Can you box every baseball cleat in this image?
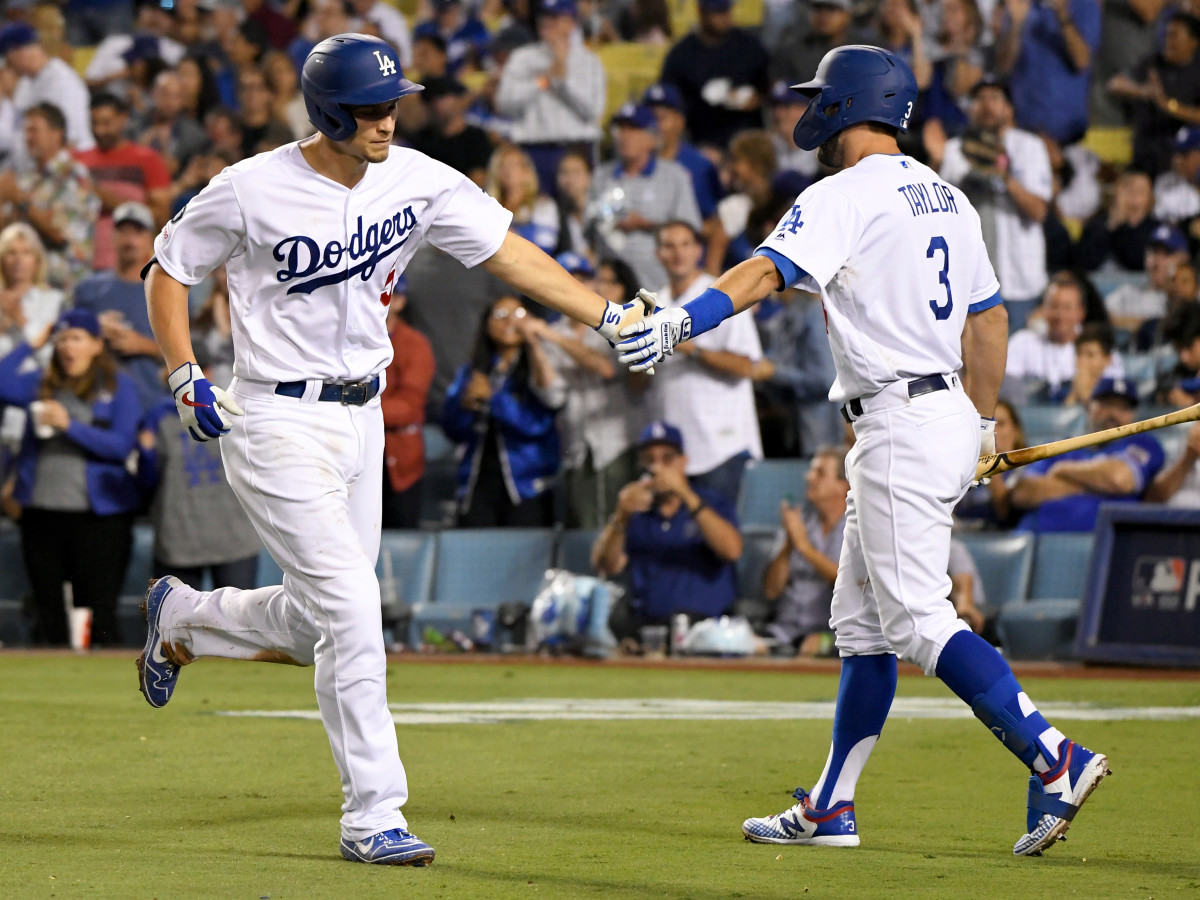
[1013,739,1111,857]
[340,829,435,866]
[136,577,185,709]
[742,787,859,847]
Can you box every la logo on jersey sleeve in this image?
[762,184,862,291]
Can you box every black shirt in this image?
[412,125,494,181]
[661,28,770,148]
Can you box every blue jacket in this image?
[0,342,143,516]
[441,362,561,505]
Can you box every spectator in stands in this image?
[1053,322,1116,405]
[995,0,1100,146]
[1105,223,1189,332]
[717,130,777,268]
[1076,169,1157,273]
[920,0,985,171]
[0,308,142,646]
[65,0,133,48]
[767,80,817,180]
[136,377,261,591]
[191,265,235,390]
[166,147,236,218]
[380,277,435,530]
[0,103,99,291]
[947,536,988,636]
[1004,270,1123,403]
[660,0,769,149]
[412,77,493,187]
[242,0,300,51]
[614,0,672,44]
[486,144,560,254]
[642,83,723,230]
[84,0,185,99]
[348,0,415,69]
[413,0,490,76]
[412,32,450,81]
[755,286,842,457]
[1011,377,1164,532]
[495,0,605,194]
[262,50,313,142]
[554,148,592,256]
[955,399,1026,528]
[72,202,168,413]
[1110,12,1200,178]
[536,252,640,527]
[647,221,765,502]
[76,92,171,272]
[592,420,742,641]
[288,0,355,76]
[1142,260,1200,349]
[1154,127,1200,228]
[761,445,848,656]
[1157,304,1200,405]
[769,0,858,88]
[1146,420,1200,505]
[872,0,933,90]
[940,79,1052,332]
[176,54,222,125]
[589,104,701,290]
[1089,0,1163,128]
[0,222,64,365]
[136,69,210,175]
[0,21,93,168]
[234,66,293,158]
[442,295,565,527]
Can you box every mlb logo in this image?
[1130,556,1185,609]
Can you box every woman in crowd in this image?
[442,295,564,527]
[921,0,985,170]
[485,144,560,255]
[176,54,222,125]
[0,223,64,365]
[554,149,594,258]
[954,400,1027,529]
[263,49,313,141]
[0,309,141,646]
[873,0,932,91]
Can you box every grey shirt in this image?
[30,390,93,512]
[768,509,846,643]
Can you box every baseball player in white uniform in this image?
[135,34,650,867]
[617,46,1110,857]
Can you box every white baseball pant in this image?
[155,377,409,841]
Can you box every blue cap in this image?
[393,274,408,294]
[1091,377,1138,405]
[1149,223,1188,254]
[53,308,101,338]
[1175,126,1200,153]
[122,33,161,64]
[540,0,578,15]
[638,420,684,452]
[642,82,684,112]
[611,102,657,131]
[555,251,594,276]
[698,0,733,10]
[769,79,800,105]
[0,22,37,55]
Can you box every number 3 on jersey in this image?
[926,235,952,320]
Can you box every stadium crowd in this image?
[2,0,1200,653]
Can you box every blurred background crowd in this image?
[2,0,1200,659]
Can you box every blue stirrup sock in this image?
[810,654,898,810]
[681,287,734,338]
[935,630,1065,772]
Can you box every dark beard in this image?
[817,133,844,170]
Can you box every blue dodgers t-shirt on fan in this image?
[624,485,739,621]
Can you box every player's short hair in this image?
[90,91,129,115]
[729,130,777,180]
[656,220,703,246]
[813,445,848,482]
[25,102,66,135]
[1075,322,1115,356]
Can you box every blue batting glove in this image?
[168,362,244,442]
[616,306,692,373]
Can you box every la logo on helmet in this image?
[373,50,396,76]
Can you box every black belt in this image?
[274,375,380,405]
[841,374,950,423]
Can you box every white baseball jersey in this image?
[153,142,513,383]
[755,153,1001,402]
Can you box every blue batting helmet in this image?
[301,33,423,142]
[790,45,918,152]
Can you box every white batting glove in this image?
[168,362,244,442]
[616,300,692,373]
[979,415,996,458]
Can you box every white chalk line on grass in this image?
[218,697,1200,725]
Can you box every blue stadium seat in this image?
[420,457,459,528]
[555,528,601,575]
[997,598,1081,660]
[0,522,30,646]
[955,532,1034,610]
[116,522,156,647]
[1091,271,1144,298]
[414,528,557,644]
[1029,532,1094,601]
[423,424,456,462]
[376,530,437,624]
[1123,352,1158,398]
[1017,404,1086,447]
[737,459,810,528]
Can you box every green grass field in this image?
[1,655,1198,900]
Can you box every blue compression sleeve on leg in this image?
[681,287,734,338]
[935,630,1054,769]
[813,653,898,810]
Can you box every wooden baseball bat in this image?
[975,402,1200,481]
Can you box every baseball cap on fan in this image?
[698,0,733,11]
[1148,223,1188,254]
[638,421,685,453]
[642,82,684,112]
[1091,377,1139,407]
[113,201,155,230]
[1175,126,1200,153]
[540,0,578,16]
[611,102,657,131]
[555,251,594,276]
[0,22,37,56]
[53,308,102,338]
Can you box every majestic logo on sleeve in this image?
[273,207,418,295]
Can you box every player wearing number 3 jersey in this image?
[618,46,1109,857]
[136,34,650,867]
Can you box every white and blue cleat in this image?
[340,829,436,866]
[1014,739,1111,856]
[742,787,860,847]
[136,577,185,709]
